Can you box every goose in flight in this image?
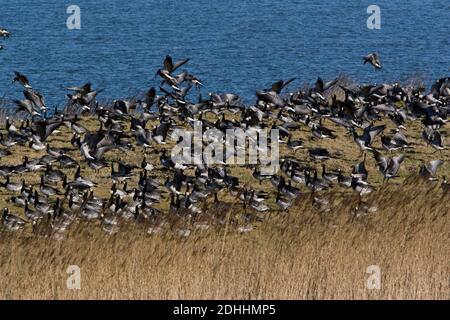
[315,77,338,94]
[419,159,443,181]
[12,72,32,89]
[163,55,190,74]
[24,89,47,112]
[381,129,411,151]
[352,124,386,152]
[363,53,382,70]
[269,78,296,94]
[422,127,445,151]
[13,99,41,117]
[65,82,92,95]
[352,154,369,181]
[373,151,405,181]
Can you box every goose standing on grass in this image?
[351,177,374,196]
[309,148,330,161]
[45,164,65,183]
[276,192,292,211]
[9,194,27,207]
[338,170,352,188]
[47,144,65,158]
[321,164,339,182]
[252,167,274,184]
[306,117,336,139]
[286,135,303,152]
[34,195,54,215]
[111,161,135,182]
[73,166,97,188]
[58,154,78,167]
[2,208,27,231]
[23,156,45,171]
[141,157,154,172]
[24,200,45,223]
[0,148,12,158]
[40,176,62,197]
[1,177,23,192]
[29,135,47,151]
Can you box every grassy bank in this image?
[0,177,448,299]
[0,114,448,299]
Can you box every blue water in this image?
[1,0,449,107]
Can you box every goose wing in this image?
[427,160,443,176]
[364,124,386,145]
[373,150,388,172]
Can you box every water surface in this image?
[1,0,449,106]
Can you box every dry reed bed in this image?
[0,177,448,300]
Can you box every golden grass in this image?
[0,114,449,299]
[0,178,448,299]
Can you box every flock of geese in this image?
[1,30,449,236]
